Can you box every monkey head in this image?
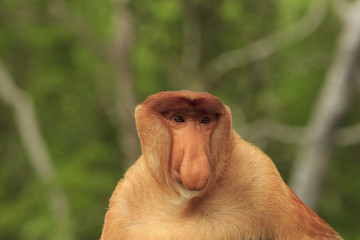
[135,91,232,197]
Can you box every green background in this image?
[0,0,359,239]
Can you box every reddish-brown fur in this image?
[100,90,342,240]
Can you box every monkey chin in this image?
[170,185,203,206]
[169,177,212,206]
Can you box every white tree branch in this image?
[335,122,360,146]
[202,0,327,84]
[245,119,304,144]
[0,59,74,239]
[288,0,360,209]
[110,0,140,168]
[242,119,360,146]
[49,0,140,168]
[48,0,107,58]
[331,0,350,20]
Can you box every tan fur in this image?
[100,91,342,240]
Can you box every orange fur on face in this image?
[100,91,342,240]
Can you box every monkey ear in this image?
[211,105,232,179]
[135,104,171,184]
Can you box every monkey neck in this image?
[220,133,341,239]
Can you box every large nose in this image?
[179,124,211,191]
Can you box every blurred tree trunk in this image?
[109,0,140,168]
[289,0,360,210]
[175,1,202,91]
[49,0,140,168]
[0,59,74,240]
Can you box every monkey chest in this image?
[120,208,246,240]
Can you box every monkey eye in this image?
[200,117,211,124]
[174,116,185,123]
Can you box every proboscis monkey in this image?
[100,91,342,240]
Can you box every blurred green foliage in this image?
[0,0,359,239]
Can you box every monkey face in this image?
[135,91,232,195]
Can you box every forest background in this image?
[0,0,360,239]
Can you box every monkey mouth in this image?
[171,169,181,182]
[171,169,209,192]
